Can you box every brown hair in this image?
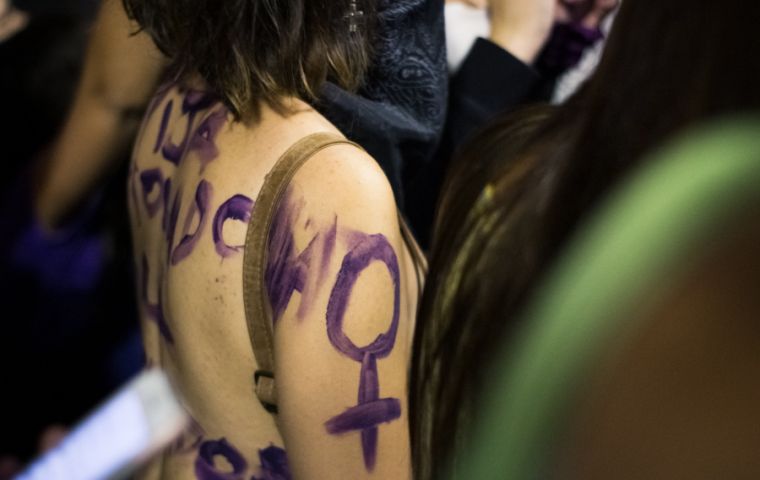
[411,0,760,477]
[433,105,556,260]
[122,0,375,120]
[410,106,562,480]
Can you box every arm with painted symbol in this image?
[267,146,415,479]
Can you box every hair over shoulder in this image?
[122,0,375,120]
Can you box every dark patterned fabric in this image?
[317,0,447,213]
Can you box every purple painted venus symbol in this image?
[324,234,402,471]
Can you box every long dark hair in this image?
[122,0,376,120]
[410,0,760,478]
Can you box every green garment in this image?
[456,117,760,479]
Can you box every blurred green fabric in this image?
[456,116,760,479]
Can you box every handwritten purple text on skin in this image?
[251,445,293,480]
[188,107,228,173]
[194,438,248,480]
[164,185,183,265]
[292,217,339,320]
[139,168,165,218]
[171,180,213,265]
[145,81,173,118]
[169,416,205,455]
[265,190,336,323]
[154,99,173,153]
[133,87,231,350]
[192,438,291,480]
[212,194,254,258]
[160,90,217,165]
[324,233,402,471]
[265,192,315,323]
[320,219,338,284]
[161,178,172,233]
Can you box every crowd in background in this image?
[1,0,759,478]
[1,1,140,475]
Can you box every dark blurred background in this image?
[0,0,142,472]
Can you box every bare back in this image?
[128,83,419,479]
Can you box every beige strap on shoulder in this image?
[242,132,360,412]
[242,132,428,414]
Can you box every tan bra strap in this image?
[242,132,361,412]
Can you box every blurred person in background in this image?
[451,118,760,479]
[445,0,616,92]
[407,0,618,246]
[411,0,760,477]
[0,1,144,474]
[34,0,446,236]
[0,0,28,42]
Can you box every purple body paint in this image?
[139,168,165,218]
[140,255,174,343]
[318,218,338,285]
[161,90,217,165]
[154,99,174,153]
[264,191,326,323]
[169,417,205,455]
[164,186,183,264]
[212,194,254,258]
[251,445,292,480]
[265,189,347,323]
[538,22,605,76]
[325,398,402,434]
[171,180,213,265]
[326,234,400,362]
[324,233,402,471]
[194,438,248,480]
[161,120,191,164]
[189,107,228,172]
[341,229,374,251]
[131,88,232,349]
[144,81,173,119]
[161,178,172,233]
[184,90,215,110]
[292,217,338,320]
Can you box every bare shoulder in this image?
[267,140,413,479]
[290,142,398,232]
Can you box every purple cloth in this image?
[1,175,104,287]
[537,22,605,77]
[10,213,106,292]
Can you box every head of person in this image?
[121,0,376,120]
[410,104,564,480]
[553,203,760,480]
[411,0,760,477]
[430,104,556,274]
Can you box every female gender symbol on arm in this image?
[324,233,402,471]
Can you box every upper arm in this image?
[268,145,413,479]
[36,0,168,228]
[80,0,167,111]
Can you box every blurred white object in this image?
[445,1,618,103]
[16,370,188,480]
[445,2,490,73]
